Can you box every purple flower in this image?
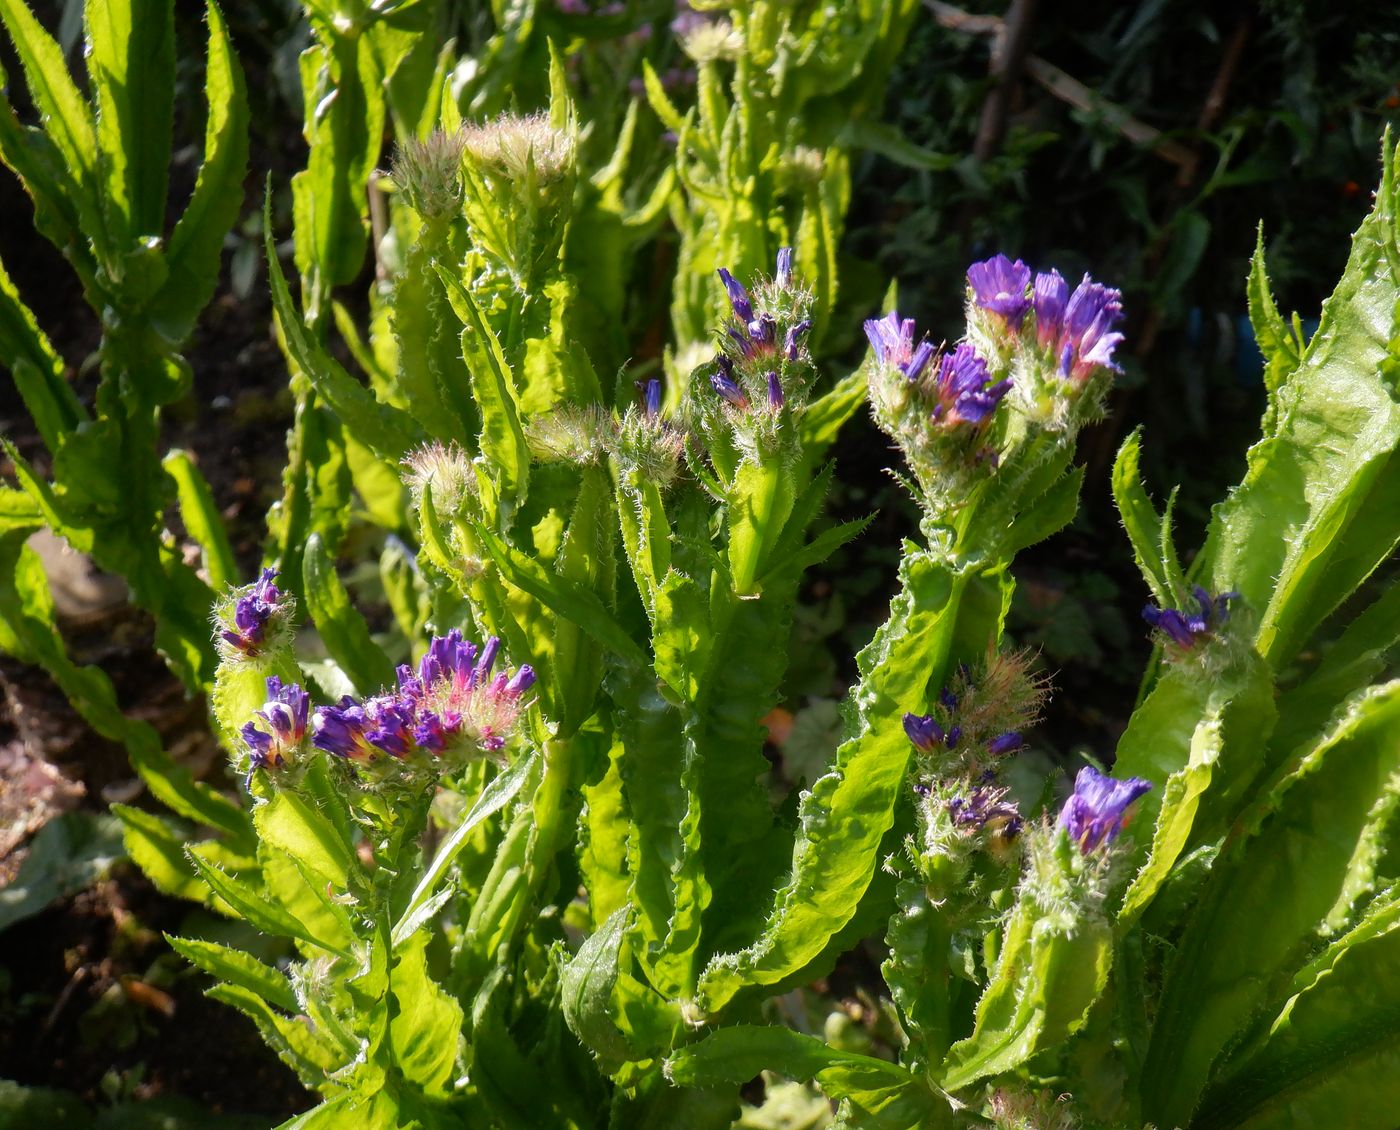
[1142,587,1237,650]
[987,731,1023,756]
[904,712,946,751]
[1057,275,1125,379]
[1033,269,1068,348]
[710,357,749,409]
[784,320,811,361]
[864,312,916,369]
[775,247,793,289]
[948,785,1022,835]
[749,314,778,352]
[967,255,1032,327]
[934,343,1010,426]
[717,268,754,324]
[766,371,784,410]
[362,695,416,759]
[1057,765,1151,853]
[221,568,287,656]
[312,697,376,762]
[241,677,310,772]
[637,378,662,420]
[406,632,533,757]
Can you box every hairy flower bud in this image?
[392,130,468,221]
[216,568,295,661]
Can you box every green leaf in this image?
[151,0,249,341]
[266,199,419,461]
[163,449,236,591]
[1000,464,1085,559]
[727,457,796,596]
[561,907,637,1067]
[86,0,174,243]
[253,786,356,889]
[1247,224,1303,403]
[112,803,214,904]
[301,531,396,695]
[207,982,344,1088]
[434,264,530,512]
[0,0,97,215]
[187,844,354,959]
[1111,430,1173,604]
[390,932,464,1095]
[941,893,1114,1090]
[1199,140,1400,668]
[667,1026,944,1127]
[1141,681,1400,1128]
[798,369,866,475]
[471,522,646,668]
[393,752,537,945]
[166,935,299,1014]
[698,552,955,1013]
[1196,893,1400,1129]
[0,252,80,452]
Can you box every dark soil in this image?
[0,865,312,1119]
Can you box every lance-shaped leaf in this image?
[302,532,396,695]
[265,207,419,461]
[1194,892,1400,1130]
[86,0,174,245]
[1141,681,1400,1128]
[698,551,955,1013]
[1111,430,1176,605]
[1198,137,1400,669]
[1247,225,1304,409]
[0,252,81,452]
[435,264,530,513]
[151,0,249,341]
[166,935,299,1014]
[667,1026,949,1128]
[393,752,537,946]
[390,932,464,1096]
[163,450,236,592]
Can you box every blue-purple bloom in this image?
[766,371,784,410]
[241,676,310,773]
[313,631,535,764]
[865,312,938,381]
[949,785,1022,836]
[784,319,812,361]
[710,357,749,409]
[1033,269,1068,348]
[717,267,754,324]
[934,343,1011,426]
[967,254,1032,327]
[987,731,1023,756]
[1057,765,1151,853]
[221,568,287,656]
[638,378,662,420]
[1054,275,1125,379]
[775,246,793,289]
[1142,586,1238,649]
[905,712,960,752]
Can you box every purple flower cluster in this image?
[1057,765,1151,854]
[967,255,1032,328]
[705,249,811,419]
[310,631,535,764]
[903,668,1028,839]
[221,568,288,656]
[967,253,1125,380]
[949,785,1023,837]
[241,676,310,777]
[716,255,810,367]
[864,312,936,381]
[864,316,1010,429]
[935,343,1012,426]
[1142,586,1238,650]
